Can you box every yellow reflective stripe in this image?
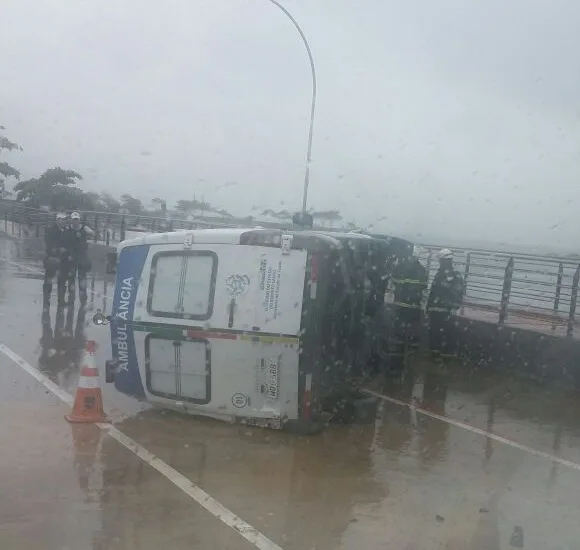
[394,302,422,309]
[392,278,425,285]
[239,334,299,345]
[428,307,451,312]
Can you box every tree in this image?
[175,199,212,216]
[214,208,232,218]
[175,199,195,214]
[120,193,143,215]
[0,127,22,199]
[80,191,101,211]
[14,167,83,210]
[261,209,292,221]
[312,209,343,228]
[99,192,121,213]
[151,197,167,213]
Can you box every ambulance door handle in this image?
[228,298,235,328]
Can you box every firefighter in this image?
[392,246,427,344]
[68,211,95,305]
[427,248,464,357]
[43,212,72,308]
[387,247,428,373]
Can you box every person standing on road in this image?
[387,247,428,373]
[392,247,427,344]
[43,212,72,308]
[427,248,464,358]
[68,211,94,306]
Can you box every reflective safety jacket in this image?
[391,257,428,309]
[427,268,464,312]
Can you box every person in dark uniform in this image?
[68,211,94,306]
[387,247,427,373]
[427,248,464,357]
[392,247,427,344]
[43,212,72,308]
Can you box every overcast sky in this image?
[1,0,579,249]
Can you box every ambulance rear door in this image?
[142,241,308,337]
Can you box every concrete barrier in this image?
[458,316,580,388]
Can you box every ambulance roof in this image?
[117,226,354,253]
[118,228,251,250]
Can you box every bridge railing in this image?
[1,199,579,336]
[417,247,580,337]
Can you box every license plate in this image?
[266,359,279,399]
[258,357,280,400]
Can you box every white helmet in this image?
[70,211,81,220]
[439,248,453,260]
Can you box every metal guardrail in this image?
[0,201,257,244]
[417,247,580,337]
[1,199,579,336]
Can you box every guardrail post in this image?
[93,213,99,242]
[4,212,7,232]
[120,215,126,242]
[460,252,471,315]
[499,257,514,325]
[106,214,111,244]
[566,264,580,337]
[552,261,564,331]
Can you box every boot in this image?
[57,285,67,308]
[42,282,51,308]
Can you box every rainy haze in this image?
[0,1,580,549]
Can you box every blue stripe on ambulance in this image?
[111,245,150,398]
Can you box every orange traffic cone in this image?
[66,340,109,423]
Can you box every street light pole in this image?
[266,0,317,216]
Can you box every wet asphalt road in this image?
[1,238,580,549]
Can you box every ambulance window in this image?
[148,251,217,319]
[145,336,210,404]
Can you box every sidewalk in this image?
[460,303,578,339]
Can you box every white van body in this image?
[110,228,308,428]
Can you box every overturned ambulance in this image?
[102,227,412,432]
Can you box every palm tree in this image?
[0,128,22,199]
